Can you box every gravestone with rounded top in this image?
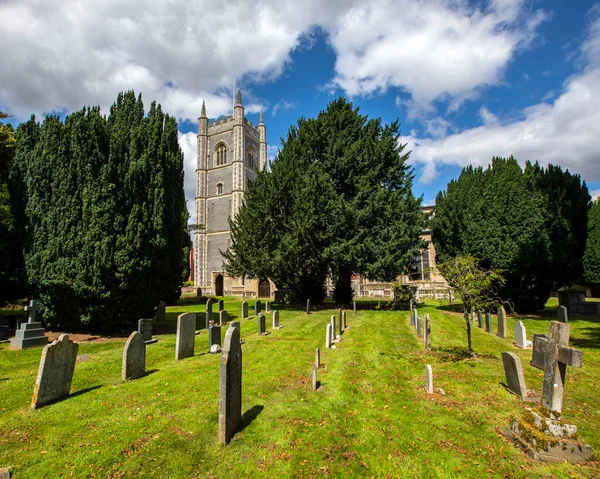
[220,310,228,326]
[265,301,270,313]
[122,331,145,380]
[477,310,483,328]
[242,301,248,319]
[218,300,224,312]
[486,313,492,333]
[176,313,196,360]
[497,305,507,339]
[254,300,261,316]
[219,323,242,443]
[514,321,527,349]
[557,306,568,324]
[306,299,310,315]
[257,314,269,335]
[272,310,283,329]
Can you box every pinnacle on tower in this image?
[236,89,242,106]
[200,100,207,118]
[259,109,264,124]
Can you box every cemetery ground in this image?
[1,298,599,478]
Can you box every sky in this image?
[1,0,600,220]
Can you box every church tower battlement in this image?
[194,90,268,296]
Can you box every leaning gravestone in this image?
[501,352,537,402]
[138,318,157,345]
[175,313,196,360]
[218,300,224,312]
[254,300,261,316]
[557,306,568,324]
[209,324,221,352]
[242,301,248,319]
[10,300,48,350]
[530,334,547,370]
[218,323,242,443]
[122,331,145,380]
[497,305,507,339]
[220,310,228,326]
[157,301,166,322]
[514,321,527,349]
[272,310,283,329]
[31,334,78,409]
[485,313,492,334]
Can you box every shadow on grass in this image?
[238,405,264,434]
[431,346,497,362]
[70,385,102,400]
[144,369,159,378]
[570,327,600,350]
[435,304,465,313]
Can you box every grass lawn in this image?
[1,297,599,478]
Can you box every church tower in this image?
[194,90,268,296]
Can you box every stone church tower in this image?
[194,90,271,297]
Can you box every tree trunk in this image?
[333,268,353,304]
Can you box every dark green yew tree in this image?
[583,199,600,295]
[12,92,188,330]
[225,98,424,303]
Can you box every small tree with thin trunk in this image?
[437,254,504,357]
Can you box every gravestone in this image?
[218,323,242,443]
[265,301,270,313]
[477,310,483,329]
[343,311,347,329]
[242,301,248,319]
[272,310,283,329]
[205,311,214,330]
[218,300,224,312]
[501,352,537,402]
[353,301,357,315]
[138,318,157,345]
[122,331,145,380]
[409,299,413,312]
[254,300,261,316]
[337,309,343,338]
[312,365,318,390]
[157,301,166,322]
[257,314,269,336]
[220,310,228,326]
[410,307,416,326]
[175,313,196,360]
[416,314,422,337]
[31,334,78,409]
[423,314,431,350]
[206,298,214,314]
[326,324,332,349]
[497,305,507,339]
[306,299,310,315]
[10,300,48,350]
[209,324,221,352]
[486,313,492,333]
[315,347,320,368]
[196,287,202,298]
[514,321,527,349]
[530,334,547,370]
[330,316,337,342]
[425,365,433,394]
[557,306,568,324]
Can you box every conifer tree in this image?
[583,199,600,295]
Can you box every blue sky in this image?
[1,0,599,217]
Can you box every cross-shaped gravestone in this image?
[536,321,583,414]
[25,300,38,323]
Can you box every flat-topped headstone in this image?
[31,334,78,409]
[306,299,310,315]
[497,305,507,339]
[254,300,260,316]
[138,318,157,344]
[423,314,431,349]
[416,314,422,337]
[353,301,357,315]
[272,310,283,329]
[122,331,145,380]
[10,300,48,350]
[157,301,166,322]
[425,364,433,394]
[486,313,492,333]
[265,301,270,313]
[337,309,342,338]
[557,306,568,324]
[330,316,336,342]
[502,352,537,402]
[218,300,224,312]
[257,314,269,335]
[343,311,347,329]
[242,301,248,319]
[220,310,228,326]
[219,323,242,443]
[530,334,547,370]
[514,321,527,349]
[209,324,221,352]
[315,347,320,368]
[477,310,483,329]
[176,313,196,360]
[326,324,332,349]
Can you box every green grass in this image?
[1,297,599,478]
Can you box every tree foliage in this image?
[225,98,425,303]
[432,157,589,312]
[583,199,600,294]
[11,92,189,330]
[437,254,504,356]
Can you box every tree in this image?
[432,157,589,312]
[12,92,188,330]
[583,199,600,295]
[225,98,425,303]
[437,255,504,357]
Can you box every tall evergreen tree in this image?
[583,199,600,295]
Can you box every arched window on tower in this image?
[216,183,224,195]
[247,145,256,169]
[215,143,227,166]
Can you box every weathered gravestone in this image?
[530,334,547,370]
[242,301,248,319]
[306,299,310,315]
[501,352,537,402]
[122,331,145,380]
[326,324,332,349]
[315,347,320,368]
[485,313,492,334]
[557,306,568,324]
[218,300,224,312]
[337,309,343,338]
[330,316,337,342]
[206,299,214,328]
[514,321,527,349]
[257,314,269,336]
[265,301,270,313]
[497,305,507,339]
[410,307,416,326]
[218,323,242,443]
[425,365,433,394]
[343,311,347,329]
[416,314,422,337]
[505,322,592,463]
[138,318,157,345]
[209,324,221,353]
[220,310,228,326]
[175,313,196,360]
[272,310,283,329]
[196,287,202,299]
[10,300,48,350]
[423,314,431,350]
[477,310,483,329]
[157,301,166,322]
[254,300,261,316]
[31,334,78,409]
[353,301,357,315]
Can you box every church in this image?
[193,91,447,300]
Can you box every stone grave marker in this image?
[138,318,158,345]
[209,324,221,353]
[196,287,202,298]
[425,365,433,394]
[157,301,166,322]
[10,299,48,350]
[254,300,261,316]
[122,331,145,380]
[330,316,337,342]
[514,321,527,349]
[220,310,228,326]
[497,305,507,339]
[530,334,547,370]
[265,301,270,313]
[557,306,568,323]
[353,301,357,315]
[312,365,318,390]
[257,314,269,336]
[501,352,537,402]
[485,313,492,333]
[218,300,224,312]
[306,299,310,315]
[272,310,283,329]
[315,347,320,368]
[410,307,415,326]
[218,323,242,443]
[343,311,347,329]
[337,309,342,338]
[326,324,332,349]
[207,298,213,314]
[477,310,483,329]
[423,314,431,350]
[31,334,78,409]
[242,301,248,319]
[416,314,422,337]
[175,313,196,360]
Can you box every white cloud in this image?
[178,131,198,223]
[479,106,499,125]
[271,100,298,116]
[591,189,600,200]
[403,6,600,186]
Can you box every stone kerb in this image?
[31,334,79,409]
[122,331,146,380]
[176,313,196,360]
[219,323,242,444]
